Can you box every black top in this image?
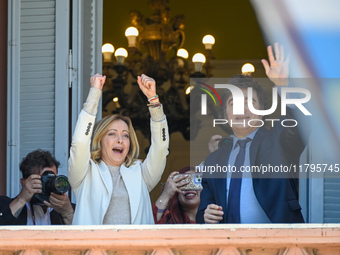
[0,196,74,225]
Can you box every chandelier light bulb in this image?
[241,63,255,76]
[185,86,194,95]
[115,47,128,64]
[192,53,206,63]
[192,53,206,72]
[102,43,114,53]
[202,35,215,50]
[125,27,139,37]
[115,48,128,57]
[102,43,114,62]
[125,27,139,47]
[177,48,189,59]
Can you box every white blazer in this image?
[68,110,169,225]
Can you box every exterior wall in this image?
[0,225,339,255]
[0,0,7,196]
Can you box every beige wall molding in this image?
[150,249,175,255]
[17,250,43,255]
[279,247,312,255]
[215,247,242,255]
[83,250,107,255]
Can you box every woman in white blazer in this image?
[68,74,169,225]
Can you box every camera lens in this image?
[54,176,70,193]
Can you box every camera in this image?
[31,171,70,205]
[173,173,203,191]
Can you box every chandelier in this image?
[101,0,216,140]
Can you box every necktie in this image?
[226,138,251,223]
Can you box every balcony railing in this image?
[0,224,339,255]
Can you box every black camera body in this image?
[31,170,70,205]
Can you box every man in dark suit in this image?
[196,43,305,224]
[0,150,74,225]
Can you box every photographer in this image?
[0,149,74,225]
[153,167,201,224]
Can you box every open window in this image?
[6,0,102,197]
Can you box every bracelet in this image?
[148,94,159,102]
[147,103,161,108]
[157,207,167,213]
[62,211,74,219]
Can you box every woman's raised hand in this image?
[90,73,106,90]
[137,74,157,99]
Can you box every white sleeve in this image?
[68,88,101,189]
[141,117,169,192]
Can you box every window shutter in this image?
[70,0,103,133]
[7,0,70,196]
[324,177,340,223]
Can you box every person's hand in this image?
[137,74,157,100]
[261,42,289,86]
[162,171,189,199]
[156,171,189,212]
[208,135,222,153]
[44,192,73,216]
[44,193,74,224]
[90,73,106,90]
[17,175,42,203]
[9,175,42,218]
[204,204,224,224]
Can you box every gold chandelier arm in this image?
[174,29,185,50]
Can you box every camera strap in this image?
[28,201,52,225]
[29,201,37,225]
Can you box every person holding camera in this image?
[153,167,201,224]
[0,149,74,225]
[68,73,169,225]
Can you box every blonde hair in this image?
[91,114,139,167]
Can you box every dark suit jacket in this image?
[0,196,73,225]
[196,121,305,223]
